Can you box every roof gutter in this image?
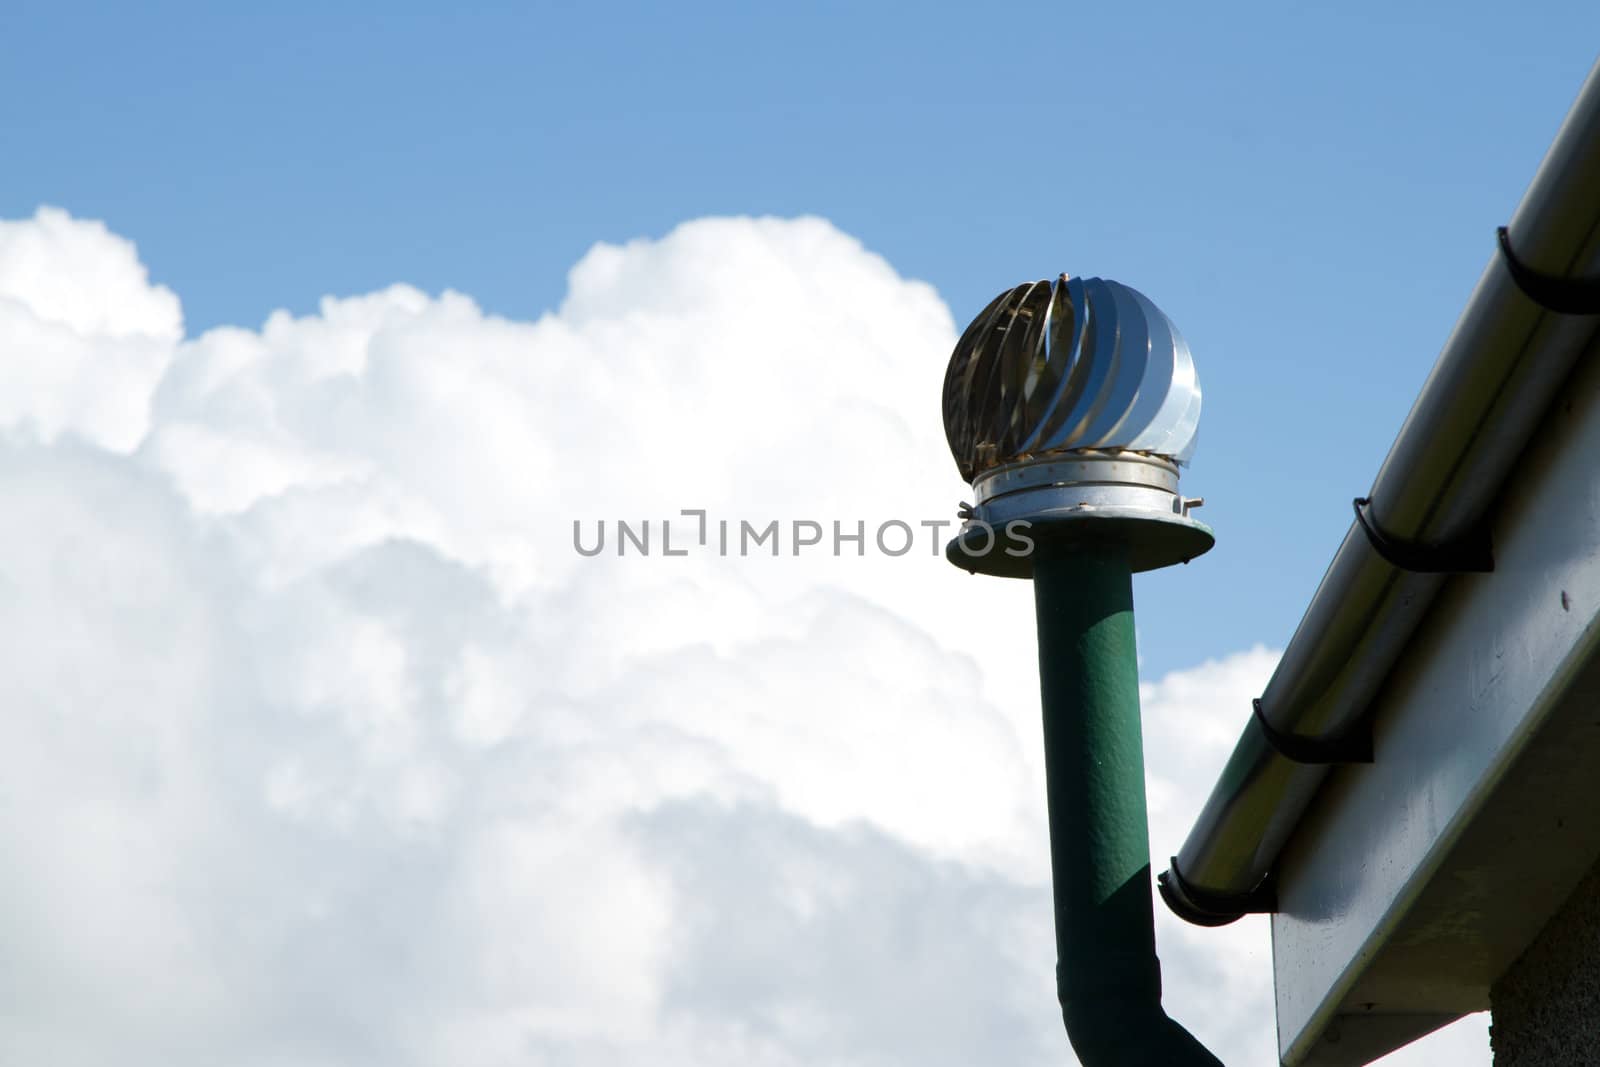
[1160,57,1600,925]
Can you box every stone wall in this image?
[1491,860,1600,1065]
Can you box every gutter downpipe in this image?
[1161,57,1600,925]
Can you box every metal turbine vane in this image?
[942,274,1200,481]
[940,274,1212,576]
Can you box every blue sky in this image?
[6,1,1596,674]
[1,6,1595,1064]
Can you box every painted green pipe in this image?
[1032,540,1224,1066]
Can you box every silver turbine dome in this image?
[942,274,1200,482]
[941,274,1213,576]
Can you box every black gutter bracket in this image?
[1251,697,1374,765]
[1497,225,1600,315]
[1353,496,1494,574]
[1157,858,1277,927]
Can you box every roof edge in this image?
[1167,56,1600,915]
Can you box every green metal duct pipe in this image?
[1033,542,1223,1066]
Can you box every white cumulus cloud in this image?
[0,207,1485,1065]
[0,208,181,451]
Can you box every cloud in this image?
[0,207,1485,1064]
[0,207,181,451]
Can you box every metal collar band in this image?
[949,449,1213,578]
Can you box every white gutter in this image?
[1161,57,1600,924]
